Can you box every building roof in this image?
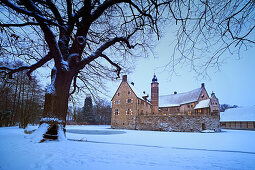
[220,106,255,122]
[194,99,210,109]
[128,82,152,105]
[129,82,147,99]
[159,88,202,107]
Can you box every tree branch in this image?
[0,53,52,79]
[0,22,43,27]
[1,0,59,26]
[100,53,121,79]
[77,36,133,70]
[22,0,64,71]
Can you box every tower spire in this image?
[152,73,158,83]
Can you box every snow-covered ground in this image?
[0,125,255,170]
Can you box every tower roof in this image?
[152,74,158,83]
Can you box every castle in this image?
[111,75,221,132]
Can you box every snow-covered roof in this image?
[159,88,202,107]
[220,106,255,122]
[194,99,210,109]
[128,82,151,104]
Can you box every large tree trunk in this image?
[32,70,73,142]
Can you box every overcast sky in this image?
[106,31,255,107]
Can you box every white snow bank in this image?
[27,123,49,142]
[201,129,215,133]
[40,117,64,123]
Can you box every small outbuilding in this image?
[220,106,255,130]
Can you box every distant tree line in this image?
[220,104,239,112]
[67,96,111,125]
[0,61,44,128]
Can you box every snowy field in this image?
[0,125,255,170]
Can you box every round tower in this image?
[151,74,159,114]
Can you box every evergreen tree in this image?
[83,96,95,124]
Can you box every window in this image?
[188,110,191,115]
[128,91,131,95]
[127,99,133,103]
[126,108,133,115]
[114,100,120,104]
[191,103,194,107]
[117,92,120,96]
[198,109,202,113]
[114,109,119,115]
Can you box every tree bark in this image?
[38,71,73,141]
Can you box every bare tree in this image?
[0,0,254,141]
[165,0,254,77]
[0,61,43,127]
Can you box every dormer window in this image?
[201,94,204,98]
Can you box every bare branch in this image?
[0,53,52,79]
[1,0,60,26]
[100,53,121,79]
[77,36,133,70]
[0,22,43,27]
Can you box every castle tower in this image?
[151,74,159,114]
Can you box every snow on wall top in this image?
[194,99,211,109]
[159,88,202,107]
[220,106,255,122]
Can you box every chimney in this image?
[201,83,205,88]
[211,91,215,97]
[122,75,127,82]
[174,91,177,94]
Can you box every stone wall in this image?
[134,114,221,132]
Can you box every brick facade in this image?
[111,75,221,132]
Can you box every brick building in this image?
[111,75,221,132]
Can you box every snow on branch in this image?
[0,53,52,80]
